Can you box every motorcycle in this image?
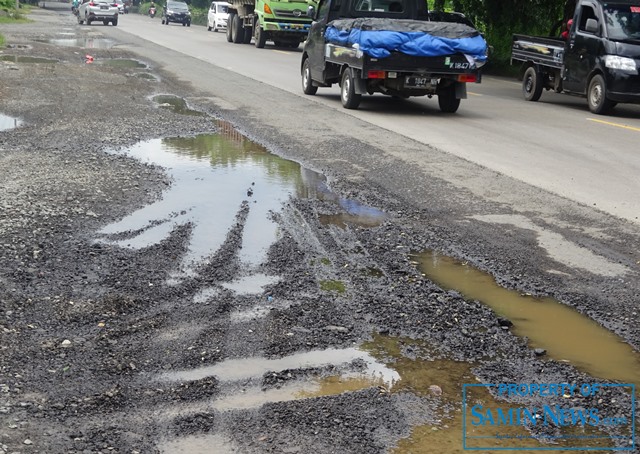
[148,6,156,17]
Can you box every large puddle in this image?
[157,334,629,451]
[0,55,57,63]
[413,250,640,386]
[35,37,116,48]
[98,123,384,278]
[0,114,22,131]
[364,336,626,453]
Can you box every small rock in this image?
[23,439,33,445]
[534,348,546,356]
[324,325,349,333]
[429,385,443,396]
[497,317,513,327]
[61,339,72,348]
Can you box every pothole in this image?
[34,37,117,48]
[153,95,206,116]
[97,122,385,279]
[133,72,158,81]
[0,55,57,63]
[97,58,147,68]
[412,250,640,385]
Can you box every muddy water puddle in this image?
[0,114,23,131]
[35,37,116,48]
[98,124,384,278]
[413,250,640,386]
[0,55,57,63]
[366,336,624,453]
[159,347,400,385]
[153,95,205,116]
[97,58,147,68]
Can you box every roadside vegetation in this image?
[428,0,567,72]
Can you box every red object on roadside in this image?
[85,54,94,63]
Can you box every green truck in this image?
[226,0,312,48]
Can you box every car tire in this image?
[242,25,251,43]
[341,68,361,109]
[301,58,318,95]
[112,17,118,25]
[183,21,186,26]
[523,66,543,102]
[207,23,212,31]
[86,13,91,25]
[187,21,191,27]
[588,74,614,115]
[231,14,244,43]
[437,83,460,113]
[226,13,234,42]
[77,14,84,24]
[254,22,266,48]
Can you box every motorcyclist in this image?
[72,0,80,13]
[149,1,156,16]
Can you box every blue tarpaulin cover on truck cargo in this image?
[325,18,488,60]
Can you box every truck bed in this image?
[511,34,565,69]
[325,43,480,76]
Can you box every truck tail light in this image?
[263,3,272,14]
[367,70,385,79]
[457,74,477,83]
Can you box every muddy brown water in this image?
[99,124,385,277]
[413,250,640,386]
[0,114,22,131]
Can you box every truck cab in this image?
[512,0,640,114]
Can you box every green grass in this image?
[0,32,4,47]
[0,14,32,23]
[319,279,346,294]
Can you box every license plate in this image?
[100,5,108,8]
[404,76,429,88]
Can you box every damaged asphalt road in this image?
[1,7,639,454]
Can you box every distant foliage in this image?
[1,0,15,10]
[428,0,566,69]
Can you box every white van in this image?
[207,1,230,32]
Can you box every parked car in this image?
[207,1,230,32]
[77,0,118,25]
[161,0,191,26]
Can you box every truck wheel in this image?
[254,23,266,48]
[231,14,243,43]
[437,84,460,113]
[226,13,234,42]
[523,66,543,102]
[341,68,361,109]
[587,74,614,115]
[301,58,317,95]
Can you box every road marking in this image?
[272,50,291,55]
[587,118,640,132]
[468,92,482,97]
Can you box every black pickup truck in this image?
[512,0,640,114]
[300,0,488,112]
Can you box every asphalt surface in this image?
[0,5,639,453]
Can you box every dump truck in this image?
[225,0,312,48]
